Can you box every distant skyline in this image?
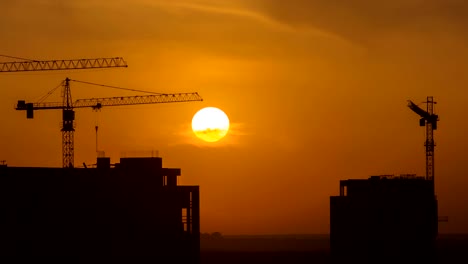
[1,0,468,235]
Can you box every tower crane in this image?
[407,96,439,181]
[15,78,203,168]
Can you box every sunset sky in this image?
[1,0,468,235]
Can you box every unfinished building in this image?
[330,175,438,262]
[0,156,200,262]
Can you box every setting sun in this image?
[192,107,230,142]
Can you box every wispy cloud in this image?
[146,0,351,44]
[244,0,468,45]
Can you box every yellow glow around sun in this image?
[192,107,230,142]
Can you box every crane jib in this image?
[0,57,127,72]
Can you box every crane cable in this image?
[70,79,166,95]
[0,54,39,62]
[33,78,165,105]
[95,109,100,154]
[36,80,64,103]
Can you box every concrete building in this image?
[330,175,438,262]
[0,156,200,262]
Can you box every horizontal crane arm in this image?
[1,57,127,72]
[16,93,203,111]
[74,93,203,109]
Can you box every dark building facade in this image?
[0,157,200,262]
[330,175,438,263]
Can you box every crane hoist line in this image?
[16,78,203,168]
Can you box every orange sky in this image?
[1,0,468,235]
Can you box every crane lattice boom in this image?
[17,93,203,110]
[76,93,202,109]
[0,57,127,72]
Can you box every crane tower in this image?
[407,96,439,181]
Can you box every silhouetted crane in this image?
[407,96,439,181]
[16,78,203,168]
[1,54,128,167]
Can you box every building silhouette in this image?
[0,156,200,262]
[330,175,438,263]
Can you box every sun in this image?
[192,107,230,142]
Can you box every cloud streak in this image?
[146,0,351,44]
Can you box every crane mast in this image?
[425,97,436,182]
[407,96,438,181]
[62,78,75,168]
[16,78,203,168]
